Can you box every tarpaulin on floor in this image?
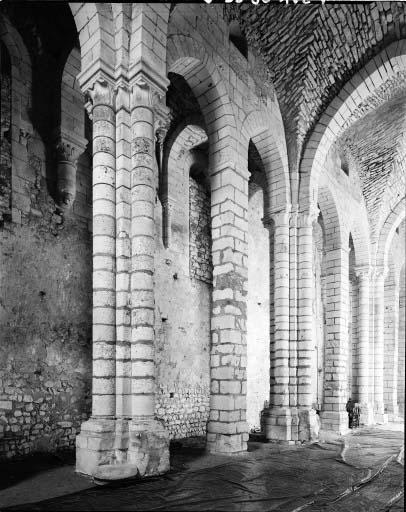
[4,428,404,511]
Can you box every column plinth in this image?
[263,406,299,443]
[359,403,374,426]
[319,411,349,436]
[76,418,117,477]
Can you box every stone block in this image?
[206,432,247,455]
[127,419,170,477]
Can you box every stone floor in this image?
[0,424,404,511]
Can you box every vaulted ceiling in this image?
[338,88,406,236]
[233,2,406,163]
[228,1,406,226]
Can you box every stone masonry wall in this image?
[154,191,211,443]
[0,31,92,459]
[189,177,212,285]
[0,41,11,222]
[0,175,92,459]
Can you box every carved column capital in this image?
[373,265,389,281]
[297,204,319,228]
[19,127,32,147]
[55,134,87,164]
[85,79,116,118]
[131,78,157,109]
[54,132,88,210]
[154,100,172,140]
[263,205,292,228]
[289,205,299,228]
[115,82,131,112]
[354,265,373,281]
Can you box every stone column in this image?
[263,207,295,442]
[354,266,373,425]
[383,278,399,418]
[207,160,249,455]
[320,245,350,434]
[127,77,169,475]
[114,84,132,424]
[289,207,299,440]
[54,133,87,210]
[373,265,388,424]
[296,207,320,441]
[76,79,117,476]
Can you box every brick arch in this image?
[167,34,238,168]
[376,198,406,269]
[68,3,115,82]
[299,40,406,211]
[240,110,290,213]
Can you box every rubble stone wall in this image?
[0,27,92,459]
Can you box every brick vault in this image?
[0,1,405,479]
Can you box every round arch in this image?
[317,182,345,252]
[167,34,238,170]
[240,109,290,213]
[161,120,208,249]
[347,204,371,268]
[68,3,115,85]
[376,198,406,269]
[0,13,32,123]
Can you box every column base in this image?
[359,403,374,426]
[127,418,170,477]
[76,418,117,477]
[263,407,299,443]
[206,421,249,455]
[298,408,321,442]
[76,417,170,480]
[320,410,349,435]
[374,402,388,424]
[374,412,389,425]
[386,404,399,420]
